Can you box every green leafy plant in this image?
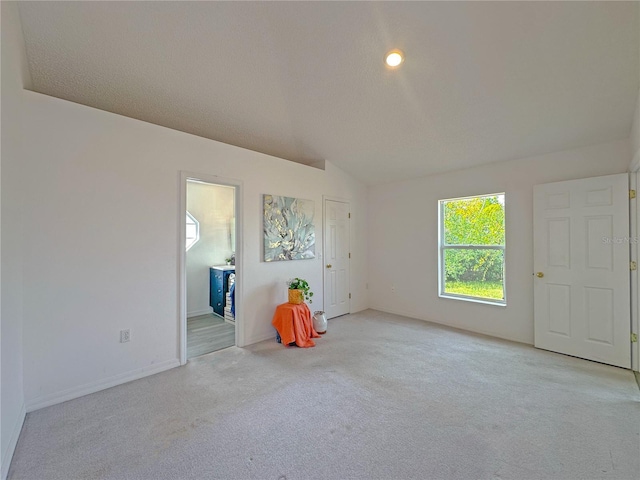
[288,277,314,303]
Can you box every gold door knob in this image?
[536,272,544,278]
[326,264,332,269]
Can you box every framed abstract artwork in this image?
[263,194,315,261]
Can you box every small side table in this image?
[272,303,321,348]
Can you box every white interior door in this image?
[324,199,350,319]
[533,173,630,368]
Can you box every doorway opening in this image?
[179,173,242,363]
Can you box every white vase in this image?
[313,311,327,334]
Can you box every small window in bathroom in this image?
[186,211,200,251]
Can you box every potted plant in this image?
[288,277,313,304]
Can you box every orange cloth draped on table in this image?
[271,302,321,348]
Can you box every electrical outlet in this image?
[120,329,130,343]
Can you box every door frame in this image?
[629,170,639,372]
[179,171,244,365]
[322,195,351,317]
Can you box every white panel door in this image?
[324,200,350,319]
[533,173,630,368]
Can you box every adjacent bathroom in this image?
[186,180,236,358]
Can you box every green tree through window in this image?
[439,194,505,303]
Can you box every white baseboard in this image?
[1,403,26,480]
[26,358,180,412]
[349,305,368,315]
[243,332,277,348]
[187,308,212,318]
[368,304,531,346]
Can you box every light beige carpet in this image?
[9,310,640,479]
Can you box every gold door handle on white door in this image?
[326,264,332,269]
[536,272,544,278]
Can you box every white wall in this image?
[629,10,640,169]
[0,3,30,478]
[14,87,367,411]
[631,88,640,170]
[186,182,235,316]
[368,140,631,345]
[633,8,640,168]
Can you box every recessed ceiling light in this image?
[385,49,404,68]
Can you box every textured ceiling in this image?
[17,1,640,185]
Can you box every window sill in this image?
[438,293,506,307]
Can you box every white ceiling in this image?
[17,1,639,185]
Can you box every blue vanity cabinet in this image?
[210,266,235,317]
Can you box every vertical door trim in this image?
[179,171,244,365]
[632,172,639,372]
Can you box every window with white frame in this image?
[186,211,200,251]
[438,193,506,304]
